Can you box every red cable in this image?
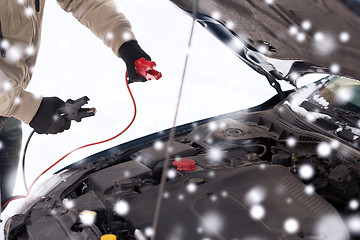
[2,72,135,208]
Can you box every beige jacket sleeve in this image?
[0,70,42,124]
[57,0,136,56]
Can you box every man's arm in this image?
[0,69,42,124]
[0,70,70,134]
[57,0,136,57]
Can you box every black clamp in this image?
[58,96,96,122]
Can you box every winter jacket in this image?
[0,0,136,124]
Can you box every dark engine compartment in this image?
[5,106,360,240]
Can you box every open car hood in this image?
[170,0,360,90]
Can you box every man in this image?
[0,0,152,207]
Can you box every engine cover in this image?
[125,165,348,239]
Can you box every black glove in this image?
[29,97,71,134]
[119,40,151,84]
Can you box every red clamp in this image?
[135,57,162,81]
[172,158,196,171]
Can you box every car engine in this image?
[5,108,360,240]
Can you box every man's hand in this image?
[29,97,71,134]
[119,40,151,84]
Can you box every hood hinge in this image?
[266,73,286,99]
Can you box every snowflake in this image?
[208,171,215,177]
[226,21,235,30]
[258,45,268,54]
[14,97,22,105]
[317,142,332,158]
[245,186,266,206]
[299,164,315,180]
[296,32,306,42]
[194,134,201,141]
[178,194,184,201]
[192,123,198,128]
[123,170,130,177]
[2,81,12,91]
[186,182,197,193]
[62,198,75,209]
[167,146,174,153]
[26,45,35,56]
[134,230,146,240]
[347,215,360,234]
[314,32,324,42]
[313,32,336,56]
[288,26,298,36]
[122,31,132,41]
[221,191,228,197]
[163,192,170,199]
[24,7,34,17]
[330,63,340,74]
[168,225,185,240]
[135,155,142,162]
[202,212,223,234]
[339,32,350,43]
[0,39,9,49]
[208,122,217,131]
[52,114,59,121]
[79,210,97,226]
[314,214,349,240]
[304,185,315,195]
[301,20,312,31]
[250,204,265,220]
[330,139,340,149]
[219,121,228,129]
[286,137,297,147]
[167,169,177,179]
[6,45,23,64]
[349,199,359,210]
[265,0,274,5]
[153,140,164,150]
[114,200,130,216]
[283,218,299,234]
[210,195,217,202]
[207,148,223,163]
[144,227,154,237]
[228,38,245,52]
[335,87,354,104]
[211,11,221,20]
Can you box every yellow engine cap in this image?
[101,234,117,240]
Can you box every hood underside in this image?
[170,0,360,84]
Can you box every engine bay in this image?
[6,108,360,239]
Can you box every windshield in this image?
[317,76,360,113]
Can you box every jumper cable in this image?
[2,58,161,209]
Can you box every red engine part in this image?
[135,57,162,81]
[172,158,196,171]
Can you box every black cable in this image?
[22,130,35,192]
